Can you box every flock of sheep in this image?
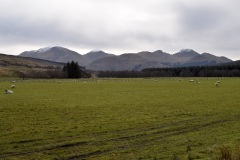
[189,79,220,87]
[3,78,222,94]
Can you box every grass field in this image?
[0,78,240,159]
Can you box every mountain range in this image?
[19,46,232,71]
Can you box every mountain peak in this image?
[202,52,214,56]
[32,45,63,53]
[174,49,199,57]
[87,50,106,55]
[19,46,86,65]
[89,50,104,53]
[153,50,164,54]
[35,46,51,53]
[180,49,194,53]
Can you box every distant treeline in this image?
[97,64,240,78]
[17,61,240,78]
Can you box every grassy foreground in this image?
[0,78,240,159]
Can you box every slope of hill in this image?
[221,60,240,66]
[0,53,64,77]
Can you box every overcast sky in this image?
[0,0,239,60]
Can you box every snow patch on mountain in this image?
[180,49,194,53]
[33,45,62,53]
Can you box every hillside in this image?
[0,53,64,77]
[20,46,88,66]
[222,60,240,66]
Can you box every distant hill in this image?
[86,53,169,71]
[87,49,232,71]
[0,53,64,77]
[19,47,232,71]
[20,46,87,65]
[20,46,114,66]
[222,60,240,66]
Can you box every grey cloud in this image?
[170,0,240,58]
[0,0,239,60]
[176,3,227,34]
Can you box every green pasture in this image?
[0,78,240,159]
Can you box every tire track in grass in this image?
[0,141,88,159]
[0,118,192,158]
[63,119,228,160]
[63,149,112,160]
[0,119,228,159]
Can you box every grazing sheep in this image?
[189,79,194,82]
[215,80,221,87]
[5,90,13,94]
[11,85,16,88]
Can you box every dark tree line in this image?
[97,64,240,78]
[16,61,240,79]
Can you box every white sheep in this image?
[189,79,194,82]
[11,85,16,88]
[5,90,13,94]
[215,80,221,87]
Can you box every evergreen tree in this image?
[63,61,82,78]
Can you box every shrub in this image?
[212,145,240,160]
